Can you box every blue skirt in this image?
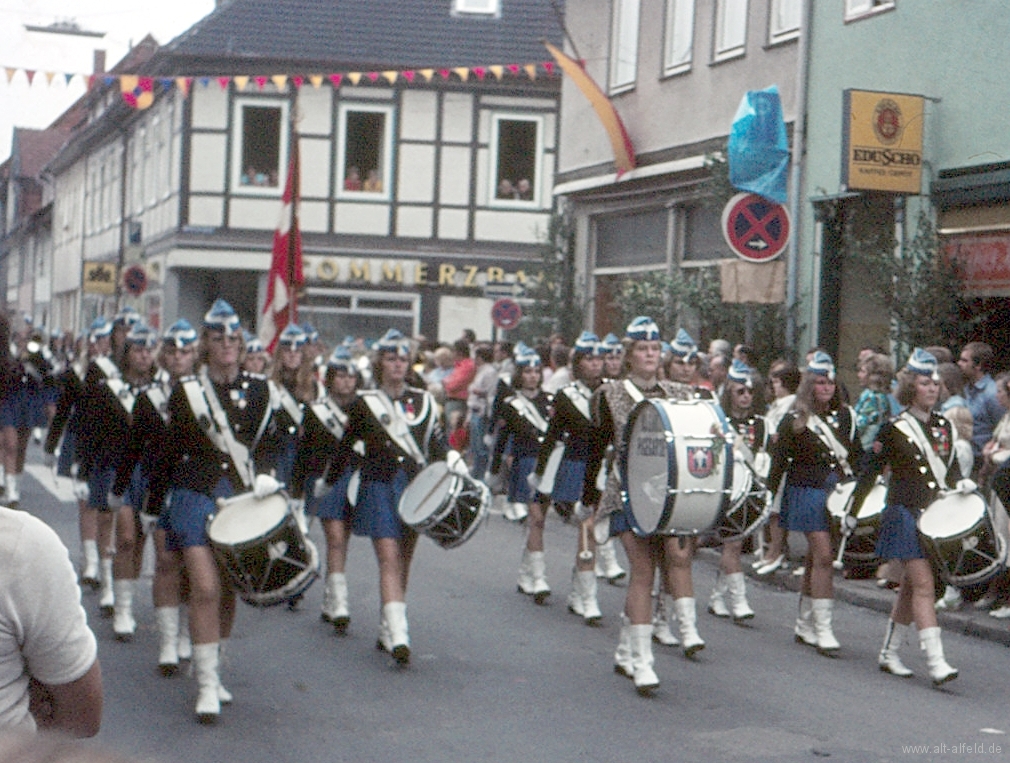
[779,484,831,533]
[165,478,234,550]
[123,464,150,511]
[354,470,410,539]
[875,504,925,560]
[551,458,587,504]
[507,455,537,503]
[313,469,354,521]
[0,386,47,428]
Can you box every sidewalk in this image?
[706,548,1010,648]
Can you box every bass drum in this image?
[621,398,732,536]
[398,462,490,549]
[827,477,887,568]
[207,491,320,608]
[918,491,1008,586]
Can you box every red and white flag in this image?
[259,137,304,352]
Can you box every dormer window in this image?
[453,0,500,16]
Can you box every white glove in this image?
[957,478,977,495]
[289,498,308,533]
[253,473,283,499]
[313,478,329,499]
[573,500,593,523]
[445,450,469,475]
[139,512,158,535]
[107,492,124,510]
[72,480,90,502]
[526,471,541,493]
[483,433,495,447]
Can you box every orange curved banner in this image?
[544,42,636,176]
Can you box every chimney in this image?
[93,49,106,74]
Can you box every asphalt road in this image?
[18,454,1010,763]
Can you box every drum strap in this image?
[271,381,304,426]
[807,414,853,478]
[103,377,137,417]
[309,398,348,442]
[895,412,949,487]
[361,391,426,466]
[509,394,549,434]
[183,372,255,489]
[93,356,120,381]
[561,381,593,422]
[145,383,171,423]
[622,379,645,404]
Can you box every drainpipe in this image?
[786,0,812,353]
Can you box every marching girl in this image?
[338,329,451,666]
[526,332,605,624]
[111,319,199,674]
[4,325,55,506]
[242,332,270,376]
[44,318,114,588]
[147,299,282,723]
[582,317,695,695]
[290,345,363,634]
[765,351,862,655]
[489,344,553,603]
[92,323,161,640]
[851,349,963,685]
[594,332,628,585]
[708,359,767,621]
[270,324,317,486]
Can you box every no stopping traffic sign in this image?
[721,192,791,263]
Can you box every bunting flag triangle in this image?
[5,68,15,84]
[507,64,521,76]
[382,71,397,84]
[329,73,343,88]
[44,71,56,85]
[347,72,361,85]
[366,72,379,83]
[453,67,469,81]
[402,71,416,83]
[271,74,287,90]
[254,75,267,90]
[291,75,304,89]
[489,65,504,80]
[234,75,249,91]
[419,69,434,82]
[523,64,537,80]
[176,77,191,97]
[64,72,74,86]
[217,76,231,90]
[472,67,486,80]
[309,75,324,88]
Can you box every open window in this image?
[231,98,289,193]
[337,104,393,199]
[489,115,542,206]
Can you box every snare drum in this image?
[827,477,888,566]
[714,455,769,543]
[621,398,732,536]
[207,491,320,608]
[918,491,1008,586]
[398,462,490,549]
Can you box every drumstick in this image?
[578,520,593,561]
[412,465,456,515]
[832,529,850,570]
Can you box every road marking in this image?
[24,464,77,503]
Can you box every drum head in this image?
[399,462,454,527]
[918,492,986,539]
[623,401,674,536]
[730,456,753,508]
[208,493,288,545]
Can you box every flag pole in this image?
[287,110,300,327]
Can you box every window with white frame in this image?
[452,0,500,16]
[714,0,748,61]
[769,0,801,44]
[337,103,393,199]
[609,0,641,93]
[231,98,289,193]
[489,114,542,206]
[845,0,895,20]
[663,0,695,76]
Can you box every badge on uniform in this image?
[230,388,247,410]
[198,414,213,431]
[380,413,391,425]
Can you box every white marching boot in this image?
[383,601,411,665]
[726,572,755,621]
[794,595,817,647]
[155,606,181,676]
[192,643,221,723]
[614,614,634,679]
[517,549,536,596]
[811,598,841,655]
[651,594,680,647]
[629,624,659,694]
[878,619,913,677]
[112,579,136,641]
[322,572,350,633]
[505,501,529,522]
[99,558,115,617]
[4,474,19,508]
[528,551,550,604]
[81,540,100,589]
[577,570,602,624]
[566,568,584,617]
[595,539,626,582]
[708,574,730,618]
[217,639,233,704]
[919,626,958,686]
[674,597,705,657]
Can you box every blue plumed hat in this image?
[905,347,939,380]
[114,305,142,328]
[124,323,158,348]
[327,345,357,374]
[572,330,603,358]
[203,299,241,335]
[164,319,198,349]
[670,328,698,361]
[601,333,622,354]
[625,316,660,342]
[513,342,542,368]
[88,317,113,342]
[301,323,320,344]
[727,358,754,388]
[806,350,836,380]
[375,328,410,357]
[277,323,308,350]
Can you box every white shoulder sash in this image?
[807,413,853,478]
[561,381,593,422]
[309,398,348,441]
[361,390,426,465]
[894,412,949,487]
[182,371,255,489]
[509,394,549,434]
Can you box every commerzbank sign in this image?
[302,255,538,289]
[842,89,924,194]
